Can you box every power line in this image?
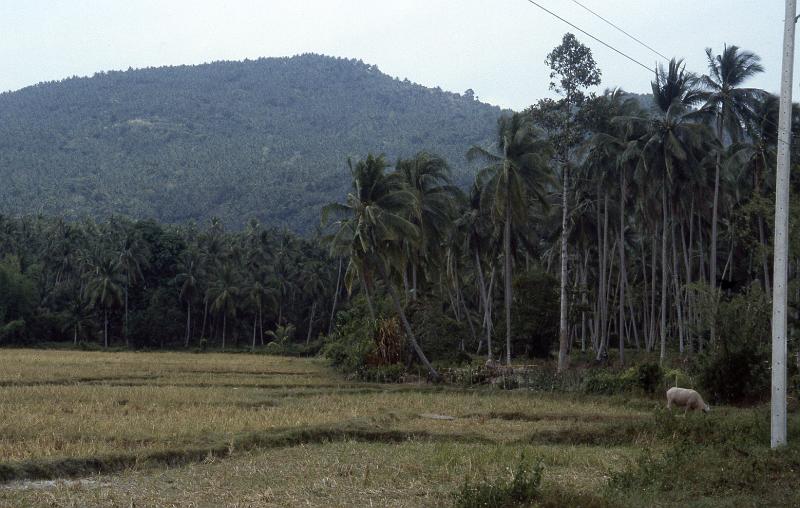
[523,0,796,147]
[523,0,654,74]
[568,0,669,61]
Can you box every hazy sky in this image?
[0,1,790,110]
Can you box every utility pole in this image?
[771,0,797,449]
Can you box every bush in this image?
[636,363,663,394]
[584,368,637,395]
[453,454,543,508]
[406,297,470,365]
[695,284,771,403]
[510,269,559,358]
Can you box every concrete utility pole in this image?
[771,0,797,449]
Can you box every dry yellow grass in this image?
[0,348,650,506]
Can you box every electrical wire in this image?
[568,0,669,61]
[523,0,654,74]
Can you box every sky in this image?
[0,1,790,110]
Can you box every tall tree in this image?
[699,45,764,300]
[544,33,601,372]
[469,113,552,365]
[323,154,440,379]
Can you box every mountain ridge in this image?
[0,53,504,232]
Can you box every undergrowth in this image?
[453,454,543,508]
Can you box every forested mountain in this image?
[0,54,502,232]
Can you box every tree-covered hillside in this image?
[0,54,502,232]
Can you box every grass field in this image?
[0,349,797,507]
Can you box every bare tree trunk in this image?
[328,258,342,335]
[671,217,685,354]
[558,163,570,372]
[259,305,264,345]
[618,172,626,366]
[124,276,129,348]
[709,146,722,347]
[412,264,418,301]
[252,315,257,352]
[660,188,668,364]
[504,196,513,366]
[184,301,191,348]
[306,301,317,345]
[201,298,208,340]
[222,314,226,351]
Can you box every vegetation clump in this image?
[453,455,543,508]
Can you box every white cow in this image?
[666,387,710,414]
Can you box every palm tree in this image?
[84,257,123,348]
[625,59,715,363]
[455,185,495,359]
[177,249,203,347]
[322,154,440,380]
[208,262,239,350]
[395,152,460,299]
[117,232,149,347]
[584,89,646,364]
[300,261,327,345]
[468,113,552,365]
[698,45,764,295]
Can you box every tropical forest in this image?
[1,13,800,507]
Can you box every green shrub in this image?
[453,454,543,508]
[359,364,406,383]
[264,341,284,355]
[406,298,470,365]
[695,284,771,403]
[583,368,637,395]
[509,269,560,358]
[636,363,663,394]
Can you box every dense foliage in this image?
[0,54,501,233]
[2,36,799,398]
[0,214,334,349]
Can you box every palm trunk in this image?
[184,301,191,348]
[201,298,208,340]
[73,325,78,346]
[222,314,226,351]
[474,251,493,360]
[360,270,375,320]
[329,265,343,326]
[306,301,317,345]
[252,315,257,352]
[103,309,109,348]
[375,260,439,380]
[660,187,668,364]
[504,188,513,366]
[124,277,129,348]
[618,171,626,365]
[412,264,418,301]
[558,163,570,371]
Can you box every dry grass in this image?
[0,348,657,506]
[0,442,634,507]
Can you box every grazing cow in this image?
[666,387,710,414]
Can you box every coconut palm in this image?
[207,262,240,350]
[624,59,716,363]
[117,231,150,347]
[84,256,123,348]
[395,151,460,299]
[177,248,203,347]
[322,154,440,380]
[468,113,552,365]
[698,45,764,293]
